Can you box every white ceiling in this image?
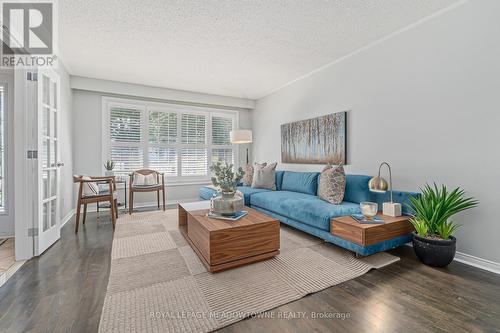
[60,0,459,100]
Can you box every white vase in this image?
[105,170,115,177]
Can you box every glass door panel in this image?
[36,70,61,255]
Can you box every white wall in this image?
[253,0,500,263]
[71,76,255,110]
[72,86,253,207]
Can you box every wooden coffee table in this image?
[178,201,280,273]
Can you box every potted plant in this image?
[209,161,245,215]
[103,160,115,176]
[209,161,244,198]
[408,184,478,267]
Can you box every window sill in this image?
[108,180,211,189]
[166,180,211,187]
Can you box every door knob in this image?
[56,162,65,167]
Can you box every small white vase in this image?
[105,170,115,177]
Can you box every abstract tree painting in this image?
[281,112,346,164]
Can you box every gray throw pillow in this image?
[251,162,277,190]
[242,163,266,186]
[318,164,346,204]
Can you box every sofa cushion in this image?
[275,171,285,191]
[250,190,360,231]
[344,175,372,204]
[281,171,320,196]
[199,186,216,201]
[242,164,253,186]
[318,165,346,204]
[199,185,270,205]
[252,162,277,190]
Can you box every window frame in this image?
[102,97,239,185]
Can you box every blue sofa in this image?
[199,171,417,256]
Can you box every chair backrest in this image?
[73,175,115,197]
[132,169,159,176]
[130,169,164,188]
[73,175,84,182]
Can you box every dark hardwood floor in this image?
[1,208,499,333]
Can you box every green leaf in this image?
[407,184,477,239]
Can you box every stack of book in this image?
[351,214,385,224]
[207,210,248,221]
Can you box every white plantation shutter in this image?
[212,148,233,164]
[149,147,177,176]
[110,146,143,175]
[212,116,232,145]
[104,98,237,181]
[110,108,142,142]
[149,111,177,144]
[108,107,144,176]
[180,114,207,176]
[148,111,178,176]
[211,115,234,166]
[181,114,206,144]
[181,148,207,176]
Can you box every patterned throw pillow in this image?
[318,164,346,204]
[251,162,277,190]
[133,173,158,187]
[81,176,99,196]
[242,163,266,186]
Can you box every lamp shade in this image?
[230,129,252,144]
[368,176,388,193]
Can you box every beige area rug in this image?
[99,210,399,332]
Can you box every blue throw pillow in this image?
[275,171,285,191]
[344,175,372,203]
[281,171,320,196]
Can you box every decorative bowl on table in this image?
[360,202,378,220]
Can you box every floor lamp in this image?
[230,129,253,165]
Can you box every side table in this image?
[331,213,414,247]
[97,179,127,213]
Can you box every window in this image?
[149,111,178,176]
[181,114,207,176]
[211,116,234,165]
[103,98,237,182]
[0,85,4,212]
[108,107,144,175]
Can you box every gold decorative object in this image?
[369,162,402,217]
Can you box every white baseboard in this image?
[405,243,500,275]
[454,252,500,275]
[85,198,200,213]
[0,260,26,289]
[61,209,76,228]
[60,198,199,230]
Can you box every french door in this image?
[0,73,13,238]
[35,69,61,255]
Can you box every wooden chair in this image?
[129,169,165,214]
[73,175,118,233]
